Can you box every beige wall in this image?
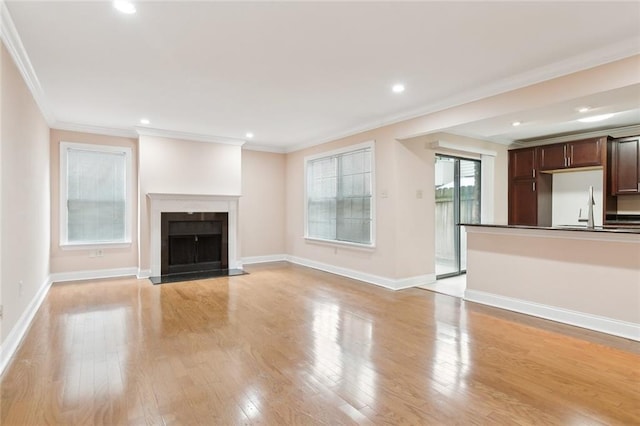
[280,57,640,283]
[466,227,640,327]
[0,45,635,311]
[285,127,508,282]
[240,150,286,258]
[138,135,242,271]
[404,132,509,225]
[0,42,3,341]
[1,42,50,340]
[286,127,403,280]
[49,129,139,274]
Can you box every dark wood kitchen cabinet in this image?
[510,146,537,179]
[538,137,604,171]
[610,136,640,195]
[537,144,566,171]
[508,147,552,226]
[509,179,538,225]
[569,138,605,168]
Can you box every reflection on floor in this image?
[418,274,466,298]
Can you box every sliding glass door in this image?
[435,155,481,278]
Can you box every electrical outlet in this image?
[18,280,23,297]
[0,305,3,319]
[416,189,423,199]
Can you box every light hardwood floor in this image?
[2,262,639,425]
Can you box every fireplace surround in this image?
[147,193,240,277]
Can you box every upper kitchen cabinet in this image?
[610,136,640,195]
[538,137,605,171]
[537,144,565,170]
[510,146,537,179]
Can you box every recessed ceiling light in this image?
[245,132,254,139]
[577,106,591,113]
[114,0,136,14]
[392,84,405,94]
[577,113,614,123]
[140,118,150,125]
[512,121,521,127]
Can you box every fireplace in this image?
[146,193,240,278]
[161,212,228,275]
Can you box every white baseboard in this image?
[242,254,288,265]
[286,255,433,291]
[464,289,640,342]
[395,273,436,290]
[0,276,53,375]
[137,269,151,279]
[50,267,139,283]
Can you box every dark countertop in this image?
[461,223,640,235]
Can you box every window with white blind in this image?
[305,142,374,246]
[60,142,132,247]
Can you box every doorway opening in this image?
[435,155,481,279]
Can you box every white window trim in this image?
[59,142,133,248]
[304,236,377,251]
[304,140,376,248]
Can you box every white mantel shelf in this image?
[147,193,241,276]
[147,193,241,201]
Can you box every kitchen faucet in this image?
[587,185,595,229]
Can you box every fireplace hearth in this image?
[161,212,228,275]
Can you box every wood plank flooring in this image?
[1,261,639,425]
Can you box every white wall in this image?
[552,170,603,227]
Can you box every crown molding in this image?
[512,124,640,147]
[52,121,138,139]
[0,1,55,124]
[54,121,253,146]
[136,127,246,146]
[242,143,287,153]
[285,38,640,153]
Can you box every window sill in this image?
[60,241,132,251]
[304,237,376,251]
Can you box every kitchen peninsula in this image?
[463,224,640,341]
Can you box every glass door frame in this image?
[435,154,481,280]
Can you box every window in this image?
[60,142,132,247]
[305,142,374,246]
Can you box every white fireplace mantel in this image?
[147,193,241,276]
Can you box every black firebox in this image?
[160,212,228,275]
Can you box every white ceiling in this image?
[4,1,640,151]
